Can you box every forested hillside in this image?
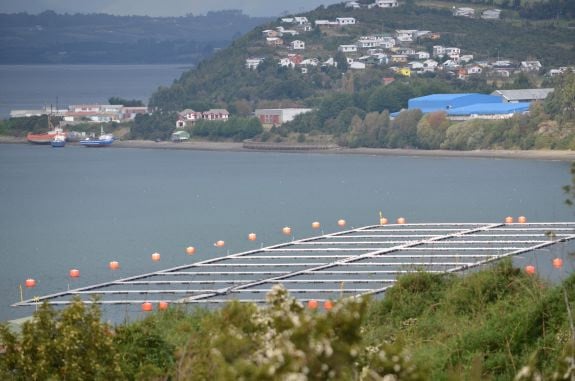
[0,10,272,64]
[146,0,575,150]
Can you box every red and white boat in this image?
[27,115,66,144]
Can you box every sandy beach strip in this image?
[2,136,575,161]
[111,140,575,161]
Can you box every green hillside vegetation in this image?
[145,1,575,150]
[1,260,574,380]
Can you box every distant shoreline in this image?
[2,136,575,161]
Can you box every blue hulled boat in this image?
[80,127,114,147]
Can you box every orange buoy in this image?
[158,301,169,310]
[248,233,257,241]
[141,302,153,312]
[109,261,120,270]
[337,219,346,227]
[215,240,225,248]
[518,216,527,224]
[308,300,318,309]
[186,246,196,255]
[151,252,161,262]
[312,221,321,229]
[397,217,406,224]
[379,217,388,225]
[525,265,536,275]
[69,269,80,278]
[505,216,514,224]
[552,258,564,269]
[282,226,292,236]
[324,300,333,310]
[25,278,36,288]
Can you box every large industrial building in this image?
[403,92,541,120]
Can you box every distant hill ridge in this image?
[0,10,273,64]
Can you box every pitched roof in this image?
[490,88,554,102]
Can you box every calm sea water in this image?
[0,64,191,118]
[1,144,574,322]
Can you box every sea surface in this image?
[0,64,191,118]
[1,144,574,322]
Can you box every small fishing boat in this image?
[50,133,66,148]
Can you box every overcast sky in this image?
[0,0,344,17]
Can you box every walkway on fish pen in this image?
[13,222,575,309]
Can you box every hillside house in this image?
[375,0,399,7]
[315,20,336,26]
[297,23,313,32]
[202,109,229,121]
[346,1,361,8]
[357,37,383,49]
[176,109,202,128]
[408,61,424,72]
[293,17,309,25]
[414,51,430,60]
[481,9,501,19]
[277,26,299,36]
[266,37,283,47]
[460,54,474,63]
[279,58,296,68]
[301,58,319,66]
[337,17,356,25]
[278,54,303,68]
[396,47,415,56]
[338,44,358,53]
[453,7,475,17]
[423,59,439,72]
[467,65,483,75]
[391,54,408,63]
[290,40,306,50]
[255,108,313,128]
[262,30,281,38]
[433,45,446,57]
[395,30,417,42]
[350,61,366,70]
[245,58,264,70]
[445,47,461,60]
[521,61,542,72]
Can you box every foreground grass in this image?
[1,260,574,380]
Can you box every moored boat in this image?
[50,133,66,148]
[79,127,114,147]
[27,113,66,145]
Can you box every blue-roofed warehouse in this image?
[402,93,532,120]
[407,93,503,113]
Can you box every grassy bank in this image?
[1,259,574,380]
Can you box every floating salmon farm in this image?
[13,222,575,309]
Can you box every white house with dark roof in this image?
[337,17,356,25]
[375,0,399,7]
[290,40,306,50]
